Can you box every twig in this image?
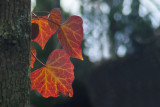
[31,51,46,67]
[32,12,61,27]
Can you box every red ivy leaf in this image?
[32,16,56,49]
[31,49,74,98]
[57,16,83,60]
[30,47,37,68]
[48,8,61,31]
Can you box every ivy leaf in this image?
[31,49,74,98]
[48,8,61,31]
[30,47,37,68]
[57,16,83,60]
[32,16,56,50]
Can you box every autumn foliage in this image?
[31,8,83,98]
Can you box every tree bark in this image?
[0,0,31,107]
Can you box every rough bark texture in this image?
[0,0,31,107]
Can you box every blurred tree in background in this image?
[31,0,160,107]
[80,0,160,107]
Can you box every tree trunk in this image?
[0,0,31,107]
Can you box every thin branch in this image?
[31,51,46,67]
[41,17,61,27]
[32,13,61,27]
[32,12,48,17]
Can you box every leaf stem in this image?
[32,12,61,27]
[31,51,46,67]
[42,17,61,27]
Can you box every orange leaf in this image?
[31,49,74,98]
[57,16,83,60]
[32,16,56,49]
[30,47,37,68]
[49,8,61,31]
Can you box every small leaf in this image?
[31,49,74,98]
[32,16,56,49]
[30,47,37,68]
[49,8,61,31]
[58,16,83,60]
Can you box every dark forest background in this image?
[30,0,160,107]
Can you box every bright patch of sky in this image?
[60,0,81,15]
[31,0,36,11]
[122,0,132,15]
[100,3,110,14]
[117,45,127,57]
